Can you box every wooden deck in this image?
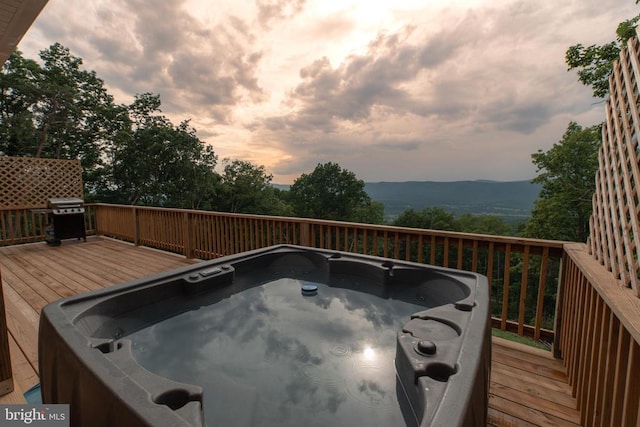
[0,237,581,426]
[489,337,581,427]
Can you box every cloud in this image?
[242,0,633,182]
[279,24,469,127]
[283,6,581,130]
[18,0,639,183]
[257,0,307,29]
[26,0,267,124]
[373,140,422,151]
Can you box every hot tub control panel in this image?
[183,264,235,295]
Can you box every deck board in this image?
[3,282,39,371]
[0,237,582,425]
[1,334,38,404]
[490,337,581,426]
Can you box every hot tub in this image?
[39,245,490,426]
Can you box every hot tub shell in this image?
[39,245,491,426]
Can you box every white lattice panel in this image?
[588,30,640,294]
[0,156,83,209]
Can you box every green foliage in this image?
[566,10,640,98]
[491,329,550,350]
[455,213,511,236]
[524,122,600,242]
[217,159,293,215]
[393,207,457,231]
[351,201,384,225]
[289,162,382,223]
[0,52,41,155]
[393,207,511,236]
[109,95,219,208]
[219,159,271,213]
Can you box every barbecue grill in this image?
[43,198,87,246]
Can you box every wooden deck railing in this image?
[560,243,640,426]
[0,208,49,245]
[0,206,97,246]
[91,203,564,342]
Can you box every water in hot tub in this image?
[129,275,432,426]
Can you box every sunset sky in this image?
[18,0,639,184]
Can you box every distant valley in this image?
[364,180,541,223]
[274,180,541,223]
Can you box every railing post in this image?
[92,205,100,236]
[300,222,311,247]
[0,268,14,397]
[100,205,106,237]
[133,207,140,246]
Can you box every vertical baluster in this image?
[534,247,549,341]
[500,243,511,331]
[443,237,450,268]
[457,238,464,270]
[517,245,530,336]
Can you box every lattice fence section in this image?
[588,29,640,295]
[0,156,82,209]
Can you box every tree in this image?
[393,207,457,231]
[217,159,293,215]
[392,208,512,235]
[523,122,600,242]
[566,7,640,98]
[289,162,381,223]
[219,159,271,213]
[109,93,219,208]
[0,51,41,156]
[456,214,511,236]
[351,200,384,225]
[270,187,296,217]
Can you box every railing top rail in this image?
[0,206,46,211]
[88,203,567,249]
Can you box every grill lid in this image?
[49,197,85,214]
[49,197,84,207]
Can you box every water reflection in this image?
[362,346,375,362]
[129,277,425,426]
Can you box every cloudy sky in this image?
[18,0,639,184]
